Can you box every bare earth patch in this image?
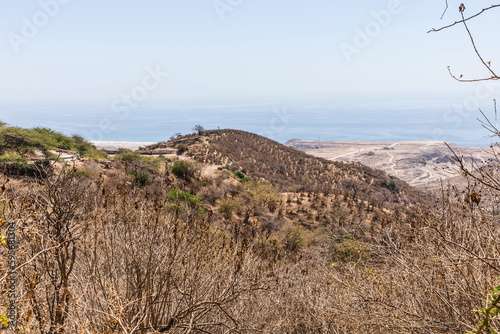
[286,139,492,191]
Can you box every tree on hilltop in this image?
[193,124,205,136]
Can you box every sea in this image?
[1,99,498,147]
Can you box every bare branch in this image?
[430,222,500,274]
[445,10,499,82]
[477,102,500,138]
[460,12,498,78]
[428,4,500,33]
[440,0,448,20]
[0,242,64,283]
[447,66,499,82]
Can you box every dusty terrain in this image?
[91,139,494,191]
[286,139,493,191]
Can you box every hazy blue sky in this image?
[1,0,499,107]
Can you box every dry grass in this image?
[0,130,499,333]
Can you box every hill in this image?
[146,129,428,211]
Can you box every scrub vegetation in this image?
[0,124,499,333]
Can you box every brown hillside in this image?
[148,129,429,211]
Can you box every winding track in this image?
[329,142,401,161]
[386,151,396,173]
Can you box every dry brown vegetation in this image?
[154,130,427,208]
[1,129,500,333]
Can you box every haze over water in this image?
[1,98,495,147]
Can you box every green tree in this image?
[0,127,49,155]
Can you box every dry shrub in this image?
[1,138,500,333]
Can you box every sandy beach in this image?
[91,141,156,151]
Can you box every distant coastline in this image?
[2,103,495,147]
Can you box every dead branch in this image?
[428,4,500,33]
[440,0,448,20]
[446,11,499,82]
